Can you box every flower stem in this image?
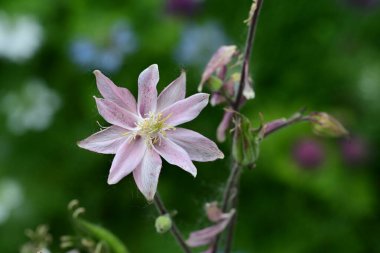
[154,192,192,253]
[264,111,310,137]
[213,1,265,252]
[233,0,264,111]
[210,162,242,253]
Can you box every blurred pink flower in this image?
[78,64,224,201]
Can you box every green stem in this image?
[154,192,192,253]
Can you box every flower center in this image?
[133,112,174,146]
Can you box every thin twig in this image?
[154,193,192,253]
[210,162,241,253]
[233,0,264,111]
[264,113,310,137]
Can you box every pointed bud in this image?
[309,112,348,138]
[155,214,172,234]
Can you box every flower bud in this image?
[309,112,348,138]
[232,115,263,166]
[206,76,223,92]
[205,202,223,222]
[155,214,172,234]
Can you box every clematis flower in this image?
[78,64,224,201]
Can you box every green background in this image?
[0,0,379,252]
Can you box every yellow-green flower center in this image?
[133,112,174,146]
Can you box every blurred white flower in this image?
[0,12,43,62]
[357,61,380,111]
[174,22,229,66]
[1,80,61,134]
[0,179,23,224]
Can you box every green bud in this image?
[206,76,223,92]
[155,214,172,234]
[310,112,348,138]
[232,115,263,166]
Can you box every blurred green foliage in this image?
[0,0,379,252]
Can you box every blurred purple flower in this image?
[341,136,369,166]
[345,0,379,8]
[166,0,203,16]
[292,138,325,169]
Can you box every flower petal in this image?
[198,45,237,91]
[93,70,137,113]
[167,128,224,162]
[133,148,162,201]
[77,126,127,154]
[217,110,234,142]
[108,137,146,184]
[138,64,159,117]
[186,210,235,247]
[157,71,186,112]
[95,97,139,129]
[154,138,197,177]
[161,93,209,127]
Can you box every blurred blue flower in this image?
[0,79,61,135]
[69,21,138,73]
[174,22,229,67]
[70,39,97,67]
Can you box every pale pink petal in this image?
[198,45,237,91]
[95,97,139,129]
[205,202,224,223]
[133,148,162,201]
[217,111,234,142]
[154,138,197,177]
[167,128,224,162]
[108,137,146,184]
[243,77,255,100]
[77,126,127,154]
[138,64,159,117]
[93,70,137,113]
[161,93,209,127]
[186,210,235,247]
[210,92,225,106]
[157,71,186,112]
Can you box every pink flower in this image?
[78,64,224,201]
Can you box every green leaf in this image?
[75,218,129,253]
